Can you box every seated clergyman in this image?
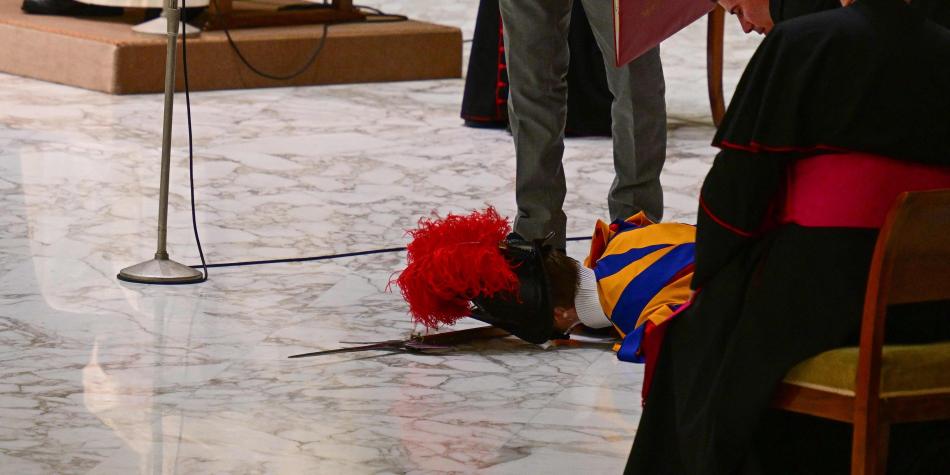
[625,0,950,474]
[394,207,695,393]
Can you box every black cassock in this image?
[460,0,613,137]
[626,1,950,474]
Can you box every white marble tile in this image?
[0,1,763,473]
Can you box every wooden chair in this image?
[707,5,726,127]
[771,189,950,475]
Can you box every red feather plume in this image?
[394,207,518,328]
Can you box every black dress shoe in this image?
[22,0,123,16]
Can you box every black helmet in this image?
[470,233,564,344]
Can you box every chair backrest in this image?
[872,189,950,307]
[854,189,950,424]
[850,189,950,475]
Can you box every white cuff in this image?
[574,266,611,328]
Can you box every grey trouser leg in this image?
[500,0,572,249]
[579,0,667,224]
[500,0,667,250]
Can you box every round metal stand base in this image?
[132,16,202,36]
[118,258,204,285]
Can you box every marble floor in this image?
[0,3,761,474]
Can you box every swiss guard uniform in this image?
[578,212,694,398]
[395,207,695,399]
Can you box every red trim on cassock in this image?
[716,139,852,154]
[699,196,755,238]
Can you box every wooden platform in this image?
[0,0,462,94]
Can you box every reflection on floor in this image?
[0,2,760,473]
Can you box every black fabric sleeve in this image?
[692,149,789,289]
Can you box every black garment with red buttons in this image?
[459,0,613,137]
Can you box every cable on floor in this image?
[188,236,594,270]
[181,0,209,283]
[210,0,408,81]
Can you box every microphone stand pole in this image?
[118,0,203,285]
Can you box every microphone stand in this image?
[118,0,203,285]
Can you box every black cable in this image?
[189,246,408,269]
[181,0,209,283]
[211,1,408,81]
[189,236,594,270]
[220,15,330,81]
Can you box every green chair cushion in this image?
[783,342,950,397]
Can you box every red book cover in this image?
[613,0,715,66]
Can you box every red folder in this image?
[613,0,715,66]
